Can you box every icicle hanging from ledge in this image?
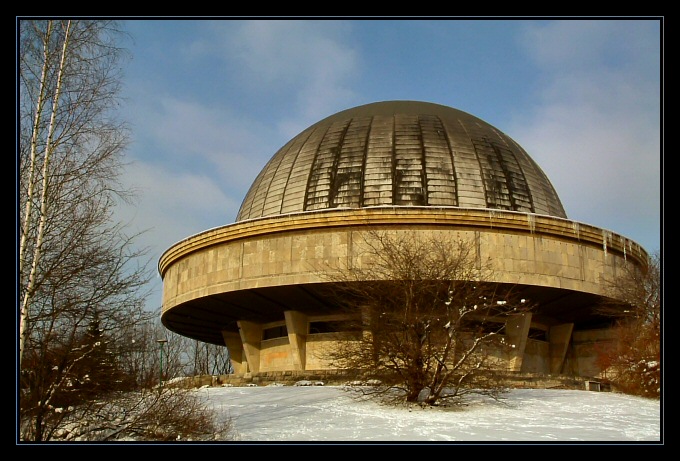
[572,221,580,241]
[602,229,612,257]
[526,213,536,234]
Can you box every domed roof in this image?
[236,101,566,221]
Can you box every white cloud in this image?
[508,20,660,251]
[211,20,361,138]
[140,96,273,191]
[224,20,357,87]
[115,160,241,262]
[114,157,243,312]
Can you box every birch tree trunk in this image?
[18,19,153,441]
[19,19,71,368]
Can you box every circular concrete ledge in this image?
[159,206,646,277]
[159,207,647,347]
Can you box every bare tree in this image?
[17,19,155,441]
[19,19,139,364]
[123,316,234,389]
[208,344,235,375]
[595,250,661,398]
[322,229,534,407]
[17,19,239,442]
[117,317,161,389]
[187,340,234,376]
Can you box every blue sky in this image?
[113,18,662,312]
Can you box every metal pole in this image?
[157,339,168,392]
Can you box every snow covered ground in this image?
[196,385,662,443]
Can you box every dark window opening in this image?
[263,325,288,340]
[309,320,360,334]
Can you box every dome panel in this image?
[236,101,567,221]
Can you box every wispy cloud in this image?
[140,96,272,191]
[117,20,366,290]
[211,20,361,138]
[116,160,241,256]
[508,20,660,250]
[113,19,661,314]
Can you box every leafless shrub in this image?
[21,388,237,442]
[595,251,660,398]
[319,229,533,407]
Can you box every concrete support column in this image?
[238,320,262,374]
[284,310,308,370]
[222,331,247,375]
[549,323,574,375]
[506,313,532,372]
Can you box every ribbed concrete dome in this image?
[237,101,566,221]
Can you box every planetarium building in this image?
[158,101,647,379]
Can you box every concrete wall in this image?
[160,208,645,311]
[239,324,610,378]
[572,328,617,378]
[259,338,294,371]
[521,339,551,374]
[159,207,646,378]
[305,332,360,370]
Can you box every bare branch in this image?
[318,229,533,406]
